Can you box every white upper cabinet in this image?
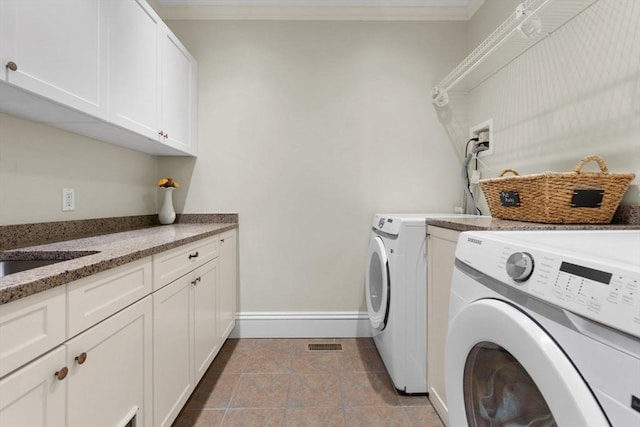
[106,0,161,141]
[0,0,107,119]
[0,2,12,82]
[160,29,197,155]
[0,0,197,157]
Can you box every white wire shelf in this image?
[432,0,600,107]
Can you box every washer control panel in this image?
[371,214,402,236]
[523,252,639,337]
[456,231,640,339]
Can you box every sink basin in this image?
[0,251,99,278]
[0,259,66,277]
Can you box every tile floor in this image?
[172,338,445,427]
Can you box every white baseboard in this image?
[229,311,372,338]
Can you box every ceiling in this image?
[154,0,484,20]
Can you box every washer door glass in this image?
[446,299,609,427]
[464,342,555,426]
[366,236,389,331]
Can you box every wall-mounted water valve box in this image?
[470,119,493,158]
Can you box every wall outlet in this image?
[470,119,493,158]
[62,188,75,211]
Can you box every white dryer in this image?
[446,230,640,427]
[365,213,475,394]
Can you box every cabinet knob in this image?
[164,133,169,139]
[158,131,165,137]
[188,252,199,260]
[220,238,225,243]
[55,367,69,380]
[191,276,202,286]
[6,61,17,71]
[75,352,88,365]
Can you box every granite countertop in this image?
[426,216,640,232]
[0,222,237,305]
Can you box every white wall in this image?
[0,113,159,225]
[462,0,640,213]
[160,20,468,313]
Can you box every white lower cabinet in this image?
[194,260,220,382]
[0,296,152,427]
[66,296,152,427]
[153,257,220,427]
[153,273,195,427]
[0,346,66,427]
[218,230,237,344]
[426,226,461,426]
[0,285,66,378]
[153,232,237,426]
[0,231,237,427]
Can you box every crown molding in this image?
[155,0,486,21]
[465,0,484,19]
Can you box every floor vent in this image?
[308,343,343,352]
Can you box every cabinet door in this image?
[66,297,152,427]
[153,274,194,427]
[426,226,460,426]
[106,0,160,140]
[193,259,219,383]
[0,1,12,82]
[0,285,66,378]
[0,346,66,427]
[2,0,106,118]
[218,230,237,344]
[160,27,197,155]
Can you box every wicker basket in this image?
[479,155,635,224]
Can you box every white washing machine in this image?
[446,229,640,427]
[365,213,475,394]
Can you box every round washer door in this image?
[445,299,609,427]
[365,236,389,331]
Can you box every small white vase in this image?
[158,187,176,225]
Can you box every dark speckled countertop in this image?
[426,205,640,231]
[0,215,238,305]
[426,216,640,232]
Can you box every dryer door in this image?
[446,299,609,427]
[366,236,389,331]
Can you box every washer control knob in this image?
[506,252,534,282]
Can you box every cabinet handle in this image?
[55,367,69,380]
[188,252,199,259]
[191,276,202,286]
[6,61,17,71]
[158,130,165,137]
[75,352,88,365]
[164,133,169,139]
[220,238,225,243]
